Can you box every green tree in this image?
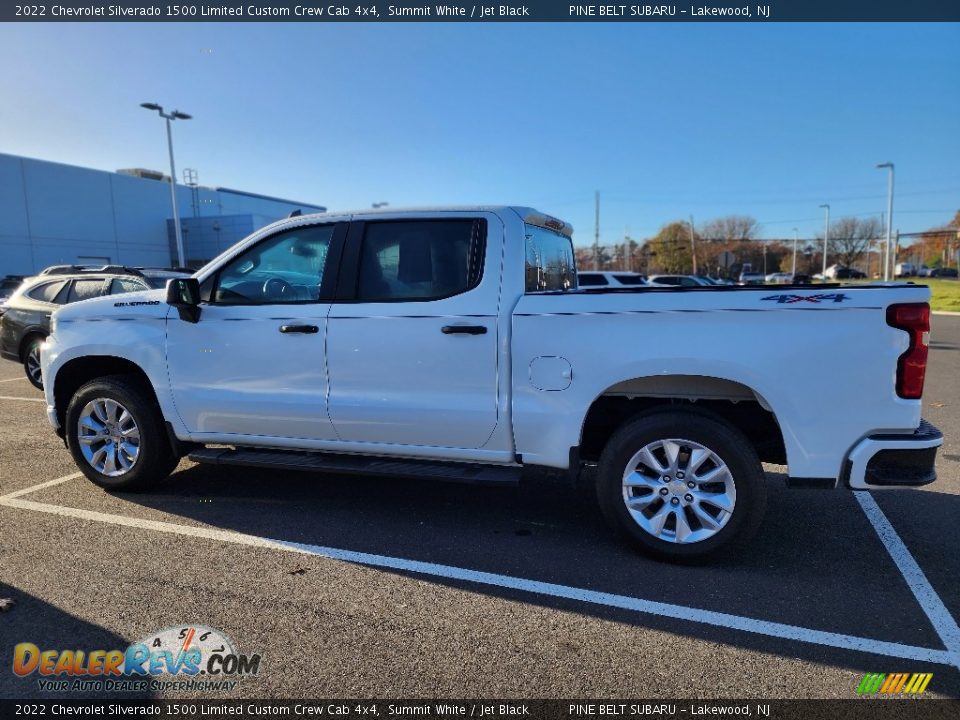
[645,222,695,273]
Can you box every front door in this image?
[166,222,345,441]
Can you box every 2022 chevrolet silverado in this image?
[40,207,942,560]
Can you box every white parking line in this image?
[0,395,44,403]
[0,473,82,501]
[0,376,28,383]
[2,474,956,669]
[855,491,960,671]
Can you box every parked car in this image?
[1,275,25,300]
[765,272,793,284]
[791,274,812,285]
[931,267,958,278]
[895,263,916,278]
[835,267,867,280]
[917,266,933,278]
[40,206,941,562]
[0,266,191,389]
[823,264,867,280]
[577,271,649,288]
[648,274,714,287]
[738,272,765,285]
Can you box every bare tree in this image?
[825,217,882,269]
[700,215,760,242]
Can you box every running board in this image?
[188,447,521,486]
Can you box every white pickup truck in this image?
[41,207,943,560]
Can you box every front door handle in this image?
[279,324,319,334]
[442,324,487,335]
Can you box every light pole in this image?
[877,162,895,280]
[141,103,191,267]
[792,228,798,277]
[819,204,830,279]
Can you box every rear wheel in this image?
[65,375,178,491]
[597,409,767,562]
[22,335,45,390]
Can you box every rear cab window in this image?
[525,224,577,292]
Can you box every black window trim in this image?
[205,221,348,307]
[334,217,488,304]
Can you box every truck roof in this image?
[283,205,574,237]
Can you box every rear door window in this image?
[67,279,107,303]
[355,220,484,302]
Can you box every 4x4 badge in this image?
[762,293,850,304]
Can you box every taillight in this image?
[886,303,930,399]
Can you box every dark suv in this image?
[0,266,192,389]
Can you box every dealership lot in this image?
[1,317,959,699]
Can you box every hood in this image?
[52,288,170,324]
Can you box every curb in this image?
[932,311,960,317]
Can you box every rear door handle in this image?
[442,325,487,335]
[279,324,319,334]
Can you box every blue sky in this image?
[1,22,957,246]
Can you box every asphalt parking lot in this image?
[1,316,959,700]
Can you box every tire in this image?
[596,409,767,563]
[65,374,178,491]
[22,334,45,390]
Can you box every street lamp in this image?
[792,228,798,277]
[877,162,895,281]
[141,103,192,267]
[819,204,830,279]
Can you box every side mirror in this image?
[166,277,201,323]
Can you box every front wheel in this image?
[597,409,767,562]
[65,375,178,491]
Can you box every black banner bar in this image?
[4,1,960,23]
[2,700,959,720]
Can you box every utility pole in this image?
[877,162,895,280]
[688,215,698,275]
[593,191,600,270]
[791,228,798,276]
[819,204,830,279]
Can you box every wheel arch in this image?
[53,355,158,432]
[18,329,48,361]
[578,374,787,467]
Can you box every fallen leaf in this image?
[0,598,15,612]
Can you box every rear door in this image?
[326,215,501,449]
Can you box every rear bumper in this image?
[845,419,943,490]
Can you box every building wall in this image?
[0,153,324,276]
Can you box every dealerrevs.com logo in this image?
[12,625,261,692]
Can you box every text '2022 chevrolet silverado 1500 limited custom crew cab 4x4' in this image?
[40,207,943,561]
